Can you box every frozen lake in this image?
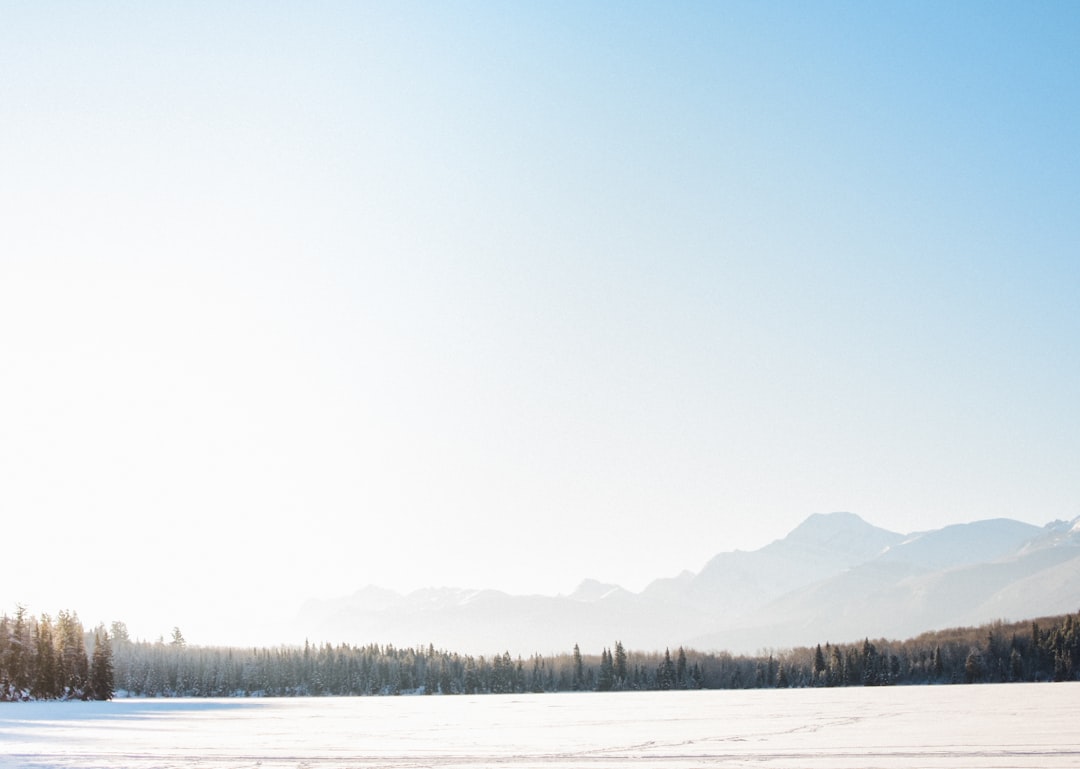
[2,683,1078,768]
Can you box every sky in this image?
[1,1,1078,646]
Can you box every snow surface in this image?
[1,684,1078,768]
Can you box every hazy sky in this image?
[2,1,1078,645]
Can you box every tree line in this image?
[3,607,1079,700]
[0,607,114,701]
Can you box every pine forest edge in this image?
[2,607,1080,701]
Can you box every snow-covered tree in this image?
[90,630,115,700]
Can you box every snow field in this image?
[1,682,1078,768]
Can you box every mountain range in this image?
[295,512,1080,655]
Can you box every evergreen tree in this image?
[1009,648,1024,682]
[828,643,844,687]
[110,621,132,650]
[463,657,479,694]
[613,641,628,687]
[31,615,59,699]
[964,650,983,684]
[57,611,88,699]
[7,606,32,699]
[657,649,676,690]
[812,644,826,685]
[491,652,510,693]
[90,631,115,700]
[597,648,614,691]
[439,658,454,694]
[529,655,544,693]
[0,614,9,699]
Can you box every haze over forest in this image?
[293,511,1080,656]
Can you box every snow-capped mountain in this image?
[295,512,1080,655]
[876,519,1042,570]
[666,512,904,614]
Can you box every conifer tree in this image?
[658,649,676,690]
[813,644,826,684]
[964,650,983,683]
[0,614,9,699]
[613,641,627,687]
[597,648,614,691]
[828,643,844,686]
[8,606,32,699]
[90,631,115,701]
[31,615,59,699]
[57,611,89,699]
[439,658,454,694]
[932,646,944,679]
[110,621,132,646]
[463,657,478,694]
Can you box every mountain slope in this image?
[878,519,1042,570]
[647,512,903,614]
[294,513,1079,655]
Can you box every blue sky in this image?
[2,1,1078,644]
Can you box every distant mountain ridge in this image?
[295,512,1080,655]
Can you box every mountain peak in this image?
[773,512,904,567]
[785,512,897,546]
[569,579,630,602]
[294,512,1076,656]
[788,511,866,536]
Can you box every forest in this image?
[2,606,1079,701]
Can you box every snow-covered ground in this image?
[1,683,1077,768]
